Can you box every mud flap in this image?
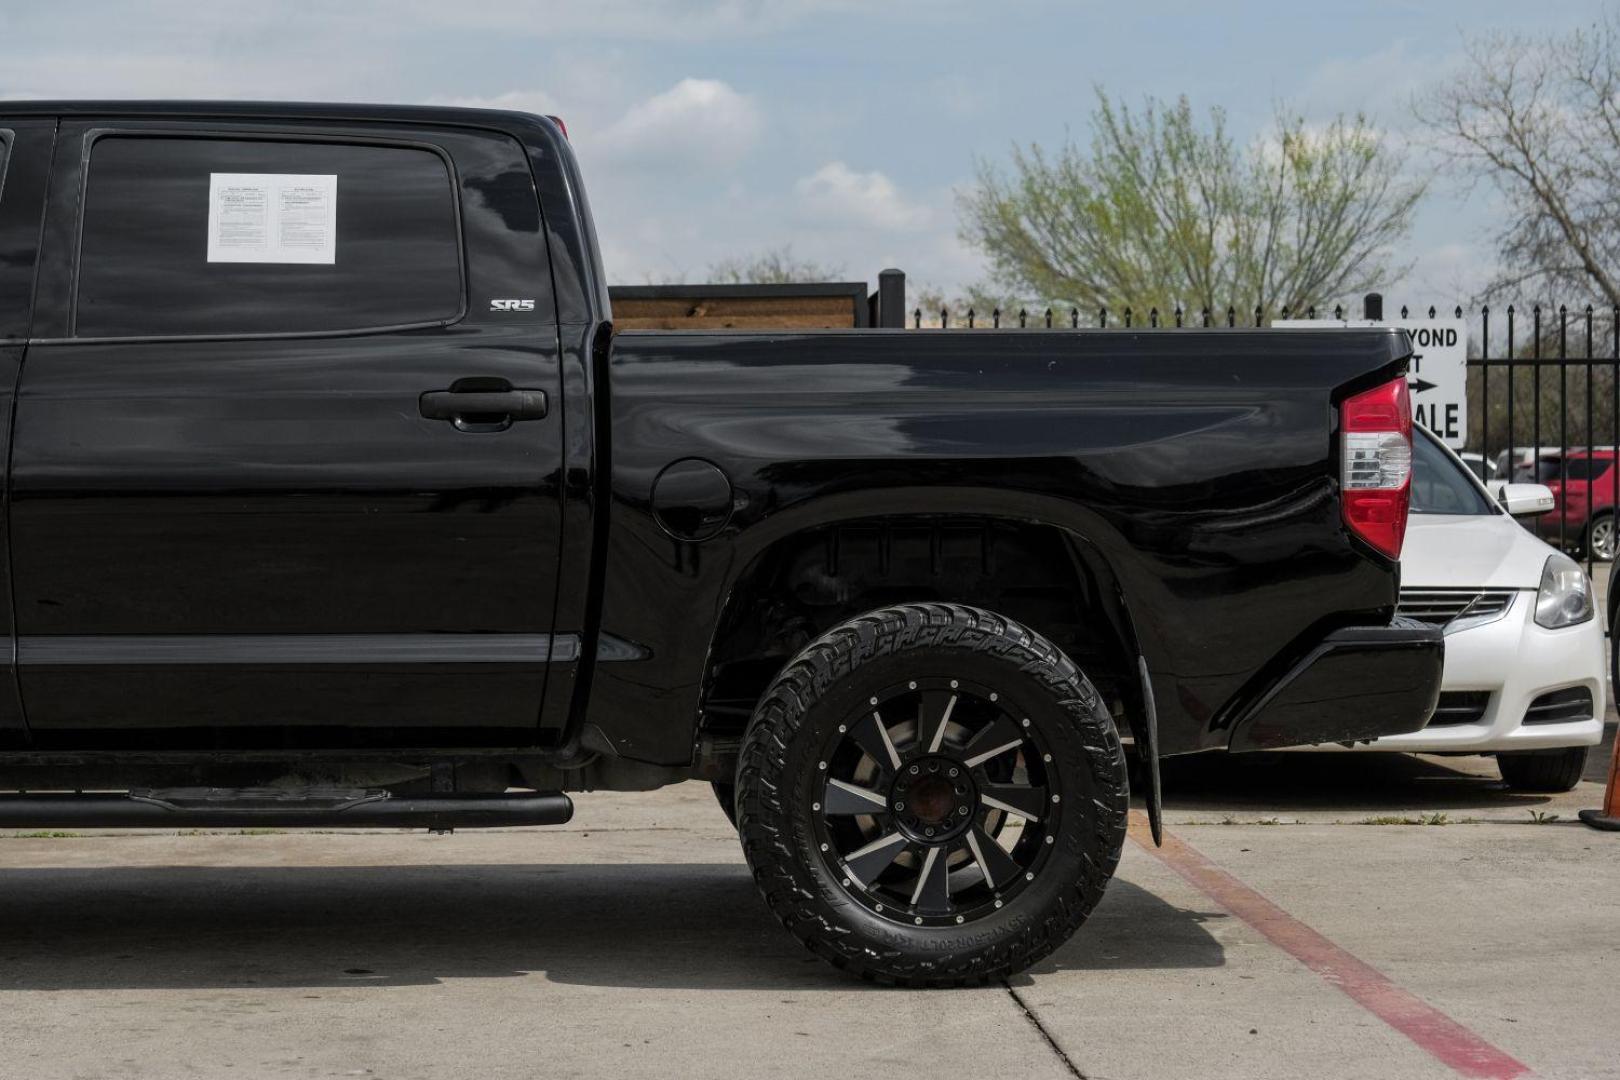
[1134,656,1163,846]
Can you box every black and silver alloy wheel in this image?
[1588,514,1616,562]
[737,603,1128,986]
[813,677,1057,927]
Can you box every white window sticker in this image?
[207,173,337,264]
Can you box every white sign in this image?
[207,173,337,265]
[1274,317,1468,449]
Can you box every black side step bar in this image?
[0,788,573,830]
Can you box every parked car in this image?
[1309,428,1602,791]
[0,101,1444,985]
[1459,451,1497,482]
[1495,445,1563,482]
[1525,449,1618,560]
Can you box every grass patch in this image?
[1358,813,1452,826]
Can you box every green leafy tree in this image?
[958,91,1425,316]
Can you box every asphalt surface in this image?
[0,723,1615,1080]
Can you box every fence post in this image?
[1558,306,1569,558]
[1363,292,1383,321]
[1533,306,1543,485]
[1480,306,1490,481]
[875,269,905,328]
[1584,306,1594,574]
[1507,307,1516,466]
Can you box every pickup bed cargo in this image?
[0,102,1441,984]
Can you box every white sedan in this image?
[1319,427,1605,791]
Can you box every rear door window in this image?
[75,136,464,338]
[0,126,36,341]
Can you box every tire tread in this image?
[735,602,1127,987]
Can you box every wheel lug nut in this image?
[948,767,959,778]
[909,765,919,774]
[958,806,969,816]
[894,801,905,811]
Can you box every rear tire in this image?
[1587,514,1616,562]
[736,603,1128,986]
[1498,746,1589,793]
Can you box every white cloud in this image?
[440,77,762,172]
[794,162,932,230]
[437,90,564,119]
[595,78,762,167]
[347,0,872,40]
[1300,38,1444,123]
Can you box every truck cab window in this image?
[75,136,463,338]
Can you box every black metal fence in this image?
[911,302,1356,329]
[905,292,1620,578]
[1467,302,1619,578]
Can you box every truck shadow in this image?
[1154,743,1604,816]
[0,862,1222,991]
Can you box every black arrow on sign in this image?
[1408,376,1438,394]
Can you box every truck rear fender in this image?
[695,515,1155,783]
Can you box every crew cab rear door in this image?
[14,117,564,750]
[0,120,53,751]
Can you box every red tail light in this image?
[547,115,569,139]
[1340,376,1412,559]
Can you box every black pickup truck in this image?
[0,102,1441,984]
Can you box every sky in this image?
[2,0,1614,308]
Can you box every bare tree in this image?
[1416,17,1620,306]
[958,90,1423,315]
[707,245,844,284]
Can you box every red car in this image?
[1529,449,1618,560]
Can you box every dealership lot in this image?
[0,723,1614,1080]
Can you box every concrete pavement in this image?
[0,732,1616,1080]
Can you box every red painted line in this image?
[1128,814,1531,1080]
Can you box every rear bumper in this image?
[1227,618,1444,752]
[1325,591,1605,754]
